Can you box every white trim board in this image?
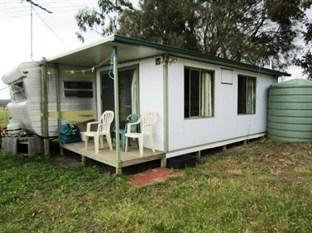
[165,133,265,158]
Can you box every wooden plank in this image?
[62,142,165,169]
[41,59,50,155]
[63,143,117,167]
[161,156,167,168]
[55,65,64,156]
[81,156,86,165]
[115,167,122,175]
[120,153,165,167]
[196,150,201,160]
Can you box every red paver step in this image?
[129,168,182,187]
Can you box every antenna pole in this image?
[30,3,33,61]
[24,0,52,61]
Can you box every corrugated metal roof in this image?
[48,34,290,77]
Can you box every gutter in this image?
[113,34,290,77]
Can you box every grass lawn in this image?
[1,139,312,233]
[0,110,8,127]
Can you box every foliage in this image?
[1,140,312,232]
[198,0,310,66]
[296,21,312,79]
[76,0,311,68]
[296,51,312,79]
[118,0,200,50]
[75,0,134,42]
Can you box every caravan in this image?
[2,62,96,136]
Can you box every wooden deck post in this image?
[196,150,202,160]
[115,167,122,175]
[113,46,121,174]
[160,155,167,168]
[81,155,86,165]
[41,58,50,155]
[162,55,169,168]
[163,55,169,153]
[55,64,63,156]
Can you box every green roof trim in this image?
[113,34,290,77]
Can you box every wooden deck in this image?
[62,142,166,173]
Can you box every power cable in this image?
[33,7,70,49]
[22,0,53,60]
[0,86,9,92]
[24,0,52,14]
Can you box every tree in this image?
[197,0,306,66]
[118,0,200,50]
[75,0,134,42]
[296,22,312,79]
[76,0,311,68]
[76,0,199,50]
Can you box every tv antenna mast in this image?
[23,0,52,61]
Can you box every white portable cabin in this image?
[2,62,96,137]
[46,35,289,160]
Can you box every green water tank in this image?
[267,79,312,142]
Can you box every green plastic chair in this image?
[116,113,140,151]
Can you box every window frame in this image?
[63,80,94,98]
[237,74,257,115]
[11,80,26,100]
[184,66,215,120]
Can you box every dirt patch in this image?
[128,168,183,187]
[53,155,81,169]
[278,171,310,185]
[227,169,244,177]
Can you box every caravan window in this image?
[237,75,256,114]
[184,67,214,118]
[11,81,25,100]
[64,81,93,98]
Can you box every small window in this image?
[237,75,256,114]
[11,81,25,100]
[184,67,214,118]
[64,81,93,98]
[221,68,233,84]
[64,82,92,89]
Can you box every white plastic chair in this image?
[84,111,114,153]
[125,112,158,156]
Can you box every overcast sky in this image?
[0,0,102,99]
[0,0,308,99]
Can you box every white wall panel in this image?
[168,58,276,154]
[139,58,164,151]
